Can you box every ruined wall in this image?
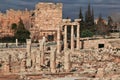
[0,2,62,40]
[70,49,120,79]
[30,2,62,40]
[0,9,32,38]
[0,46,120,79]
[82,38,120,49]
[0,48,40,73]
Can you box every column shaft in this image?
[40,51,44,65]
[39,37,46,66]
[26,39,32,68]
[64,25,67,50]
[71,25,74,51]
[50,47,56,73]
[26,39,31,57]
[35,53,41,71]
[16,39,18,47]
[57,26,61,53]
[64,51,70,72]
[77,24,80,50]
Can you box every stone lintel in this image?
[62,22,80,26]
[74,19,81,22]
[62,19,71,23]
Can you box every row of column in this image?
[26,39,57,73]
[64,24,80,51]
[26,39,70,73]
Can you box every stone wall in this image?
[69,49,120,79]
[30,2,62,40]
[0,46,120,79]
[81,38,120,49]
[0,48,40,73]
[0,9,32,38]
[0,2,62,40]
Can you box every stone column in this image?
[40,51,44,66]
[39,37,46,52]
[39,40,43,66]
[16,39,18,47]
[71,25,74,51]
[39,37,46,66]
[50,47,56,73]
[76,24,80,50]
[64,50,70,72]
[64,25,67,50]
[26,39,32,68]
[35,52,41,71]
[57,26,61,53]
[20,59,26,72]
[39,40,42,51]
[26,39,31,56]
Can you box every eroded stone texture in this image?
[0,9,31,38]
[0,47,120,80]
[0,2,120,80]
[0,3,62,41]
[50,46,56,73]
[30,2,62,40]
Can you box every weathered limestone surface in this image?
[0,9,31,38]
[0,2,120,80]
[70,48,120,79]
[71,25,74,51]
[64,25,67,50]
[64,49,71,72]
[62,19,81,51]
[30,2,62,40]
[56,26,61,54]
[0,44,120,80]
[40,37,46,66]
[50,46,56,73]
[0,2,62,41]
[82,38,120,49]
[34,3,62,30]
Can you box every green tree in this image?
[91,8,94,26]
[81,29,93,37]
[79,7,83,21]
[11,23,17,30]
[14,19,30,43]
[79,7,85,36]
[17,19,26,30]
[85,3,95,32]
[108,16,113,26]
[96,14,109,36]
[108,16,113,32]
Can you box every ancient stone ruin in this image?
[0,2,120,80]
[30,3,62,40]
[0,9,31,38]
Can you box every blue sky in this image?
[0,0,120,19]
